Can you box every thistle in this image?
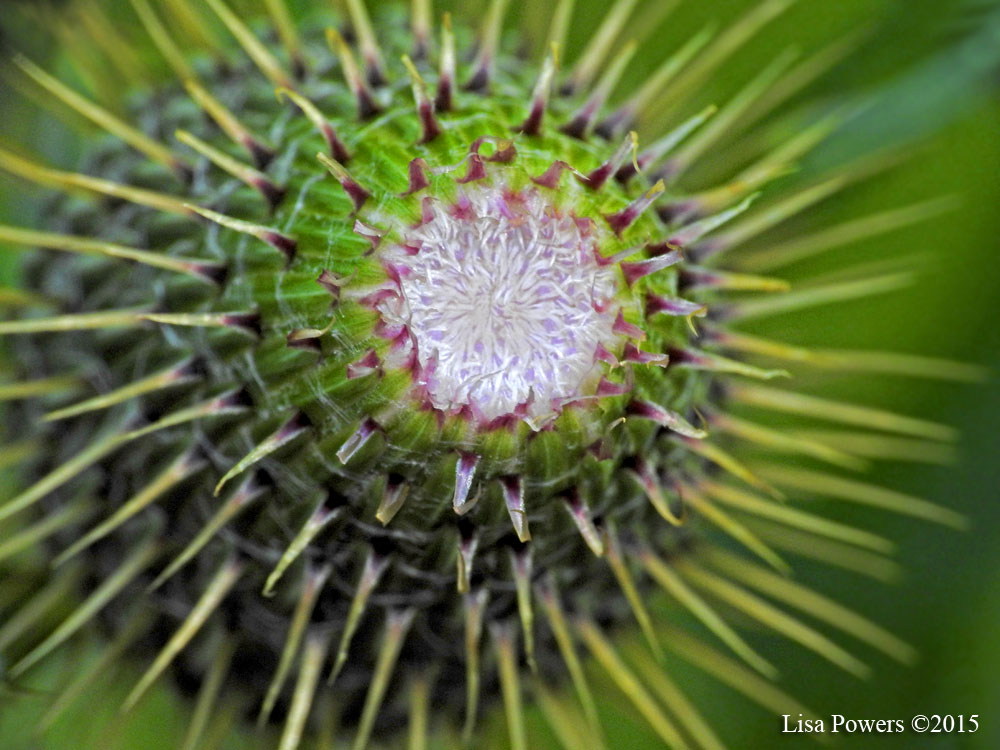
[0,1,983,749]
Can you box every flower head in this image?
[0,0,982,748]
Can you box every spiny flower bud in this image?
[0,1,982,748]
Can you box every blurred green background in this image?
[1,0,998,748]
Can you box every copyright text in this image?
[781,713,980,734]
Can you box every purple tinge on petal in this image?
[593,343,619,366]
[596,376,631,396]
[620,249,683,287]
[564,491,604,556]
[646,294,707,318]
[402,158,430,196]
[628,400,706,439]
[457,154,488,184]
[605,181,664,236]
[353,219,383,250]
[261,230,297,261]
[336,418,379,464]
[612,310,645,340]
[346,348,382,379]
[453,452,480,514]
[531,161,573,189]
[501,476,530,542]
[417,99,442,144]
[622,342,669,367]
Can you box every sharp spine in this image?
[328,548,390,684]
[464,0,511,92]
[147,477,262,590]
[351,609,417,750]
[260,565,332,726]
[327,26,382,118]
[279,629,332,750]
[205,0,295,88]
[123,556,243,712]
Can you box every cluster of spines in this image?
[0,1,984,749]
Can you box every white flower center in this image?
[376,185,621,423]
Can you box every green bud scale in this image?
[0,1,978,748]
